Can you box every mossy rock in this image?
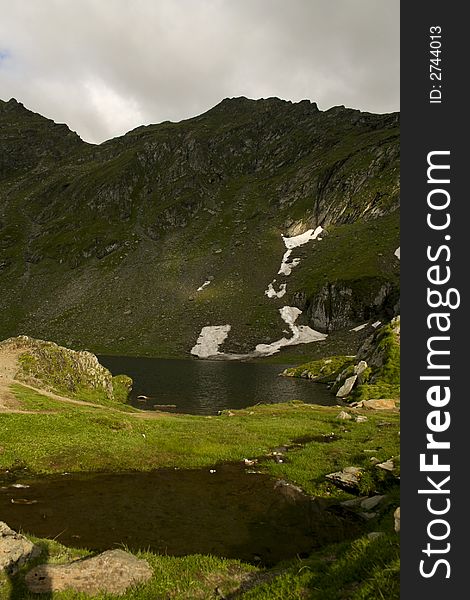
[282,355,354,383]
[282,318,400,403]
[3,336,132,407]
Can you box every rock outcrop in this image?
[394,507,401,533]
[332,316,400,400]
[325,466,364,491]
[0,336,132,404]
[353,399,397,410]
[0,521,40,575]
[300,279,399,333]
[281,316,400,403]
[25,549,153,595]
[336,375,358,398]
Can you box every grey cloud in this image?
[0,0,399,143]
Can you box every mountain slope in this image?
[0,96,399,357]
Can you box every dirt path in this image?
[0,347,22,411]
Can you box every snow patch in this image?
[278,250,300,276]
[190,227,326,358]
[350,323,368,332]
[279,306,302,326]
[191,325,231,358]
[394,247,400,260]
[265,282,287,299]
[282,226,323,249]
[197,280,211,292]
[278,226,323,276]
[255,306,327,356]
[371,320,382,329]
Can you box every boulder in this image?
[0,522,40,575]
[376,459,395,472]
[359,512,377,520]
[274,479,305,502]
[25,549,153,595]
[326,466,364,491]
[354,360,368,376]
[336,375,357,398]
[336,410,352,420]
[356,399,397,410]
[360,495,385,511]
[340,497,367,508]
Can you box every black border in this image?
[401,2,466,595]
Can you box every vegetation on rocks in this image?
[1,336,132,407]
[282,355,354,382]
[351,318,400,402]
[281,318,400,403]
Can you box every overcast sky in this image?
[0,0,399,144]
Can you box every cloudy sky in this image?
[0,0,399,144]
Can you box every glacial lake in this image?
[98,356,337,415]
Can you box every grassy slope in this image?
[0,385,400,599]
[0,210,399,359]
[1,385,399,497]
[290,212,399,298]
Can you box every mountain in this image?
[0,96,399,358]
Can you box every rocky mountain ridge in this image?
[0,96,399,357]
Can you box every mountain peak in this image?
[207,96,319,116]
[0,97,26,113]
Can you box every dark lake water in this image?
[98,356,337,415]
[0,466,359,565]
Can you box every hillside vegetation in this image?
[0,97,399,357]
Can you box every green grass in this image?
[1,539,257,600]
[290,212,399,297]
[240,535,399,600]
[282,355,354,382]
[0,384,400,599]
[1,386,399,500]
[13,385,69,412]
[0,531,399,599]
[353,322,400,402]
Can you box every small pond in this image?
[99,356,336,415]
[0,465,359,565]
